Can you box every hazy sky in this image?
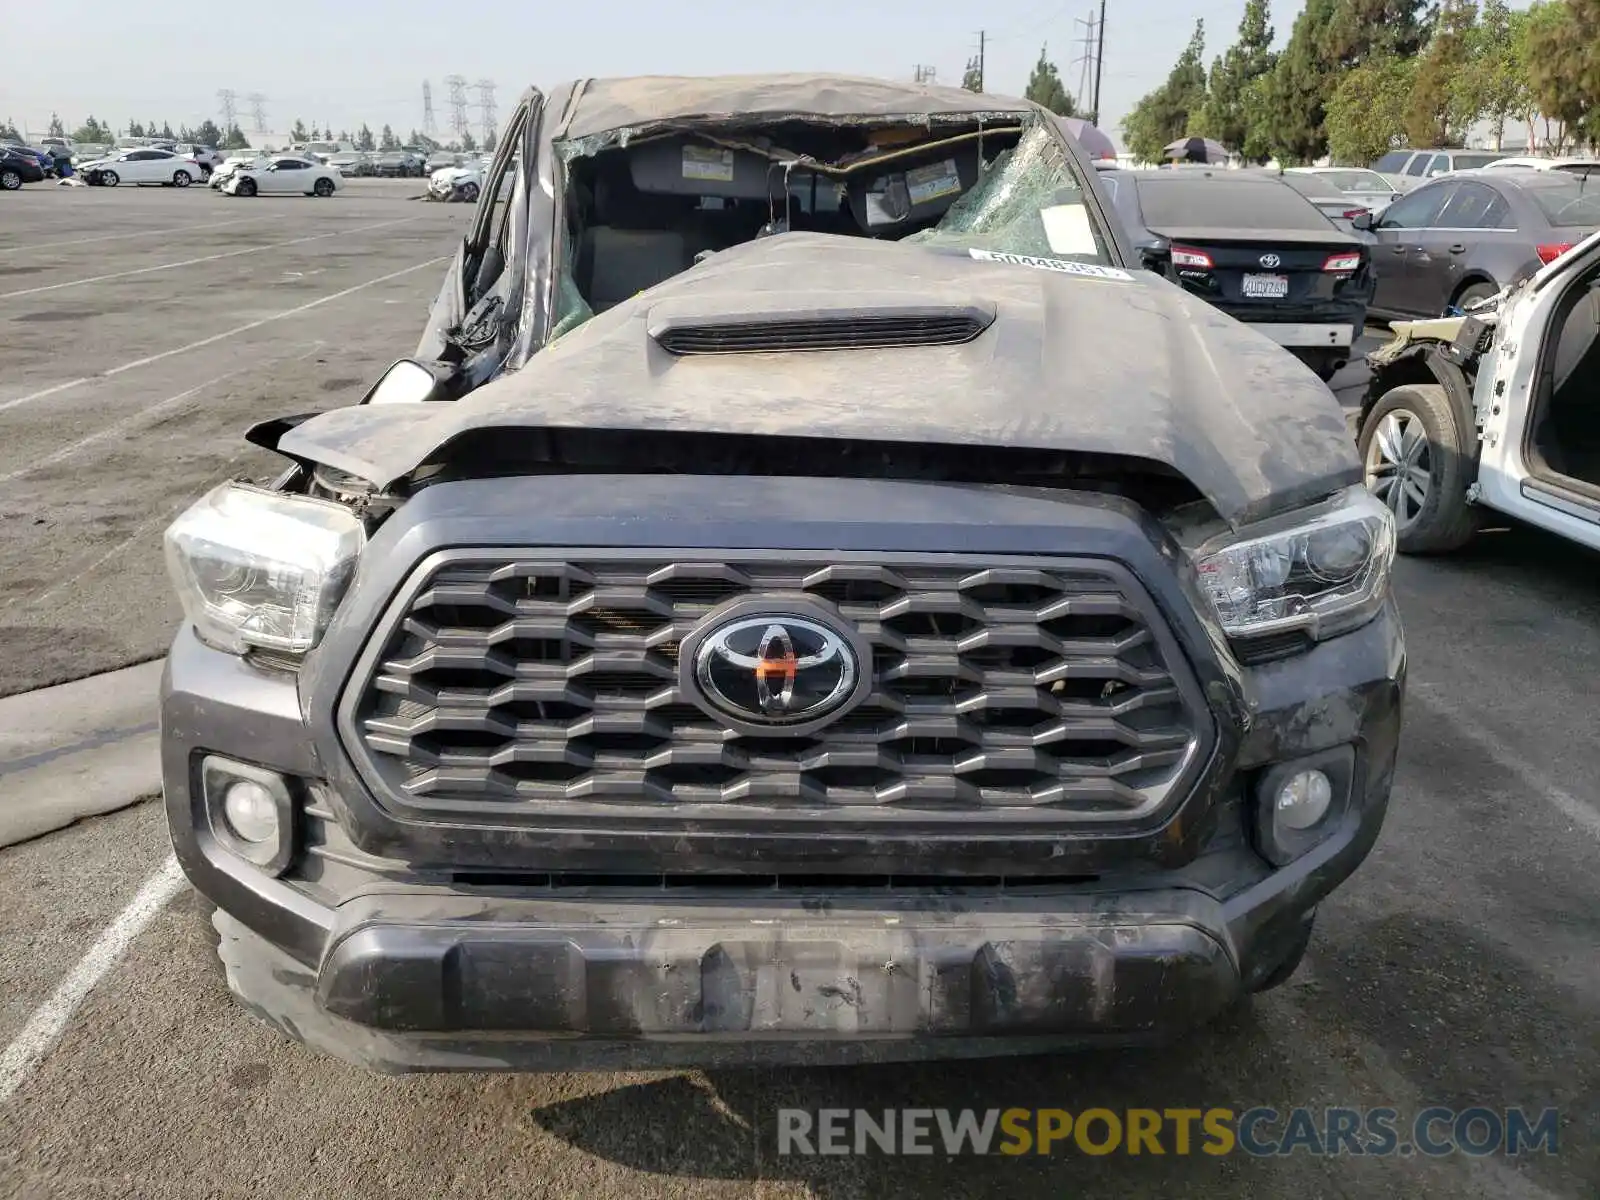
[6,0,1270,148]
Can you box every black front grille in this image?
[345,555,1202,826]
[653,314,987,355]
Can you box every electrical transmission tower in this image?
[247,93,268,134]
[422,82,438,139]
[1073,15,1097,113]
[474,80,497,146]
[443,75,470,143]
[217,89,238,133]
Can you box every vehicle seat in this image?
[575,227,694,313]
[1537,279,1600,482]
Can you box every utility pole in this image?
[1073,14,1097,112]
[913,64,938,84]
[443,75,470,144]
[977,29,987,92]
[422,82,438,140]
[1090,0,1106,126]
[474,80,497,146]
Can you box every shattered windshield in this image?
[906,123,1113,264]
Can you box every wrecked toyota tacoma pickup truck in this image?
[160,74,1404,1072]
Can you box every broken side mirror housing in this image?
[363,359,445,406]
[1352,211,1375,232]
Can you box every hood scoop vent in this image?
[647,293,995,356]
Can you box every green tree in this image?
[1196,0,1277,157]
[459,130,477,152]
[71,116,109,143]
[193,119,223,147]
[961,55,983,92]
[1326,55,1416,162]
[483,129,498,153]
[1121,20,1208,162]
[1023,44,1077,115]
[47,112,65,138]
[1324,0,1430,66]
[127,120,145,138]
[1256,0,1338,163]
[290,118,310,142]
[223,124,250,150]
[0,120,20,141]
[379,124,398,150]
[1406,0,1481,147]
[159,122,175,140]
[1525,0,1600,147]
[356,123,376,151]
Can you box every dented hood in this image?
[281,234,1359,527]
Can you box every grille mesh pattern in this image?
[653,315,986,355]
[349,557,1198,820]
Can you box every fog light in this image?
[1274,769,1332,830]
[200,755,297,875]
[222,780,280,843]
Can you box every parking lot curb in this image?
[0,661,165,849]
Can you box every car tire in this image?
[1451,280,1498,313]
[1248,916,1315,993]
[172,170,192,188]
[1358,383,1480,554]
[461,181,480,203]
[313,177,335,197]
[237,177,257,197]
[101,170,119,187]
[0,169,21,191]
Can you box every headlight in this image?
[163,482,365,656]
[1193,486,1395,643]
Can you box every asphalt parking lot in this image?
[1,183,1597,1200]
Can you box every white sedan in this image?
[220,156,343,198]
[77,148,205,188]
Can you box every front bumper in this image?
[162,475,1404,1072]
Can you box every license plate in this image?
[1242,273,1290,299]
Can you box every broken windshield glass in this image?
[906,123,1112,263]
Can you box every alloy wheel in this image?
[0,170,21,191]
[1365,409,1432,529]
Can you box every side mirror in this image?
[1138,245,1165,272]
[1352,211,1375,231]
[363,359,444,406]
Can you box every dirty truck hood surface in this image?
[284,233,1358,526]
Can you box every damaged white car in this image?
[1358,229,1600,553]
[427,163,482,202]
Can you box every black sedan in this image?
[0,145,47,190]
[1358,168,1600,319]
[1100,168,1374,380]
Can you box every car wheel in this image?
[1359,383,1480,553]
[461,181,480,203]
[237,177,257,197]
[172,170,192,188]
[0,169,21,191]
[313,177,335,197]
[101,170,120,187]
[1451,280,1498,313]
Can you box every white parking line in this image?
[0,255,449,415]
[0,344,323,487]
[0,857,185,1105]
[1412,682,1600,841]
[0,217,268,255]
[0,216,422,300]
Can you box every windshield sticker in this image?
[904,159,964,205]
[1041,204,1098,257]
[968,249,1132,280]
[682,145,735,182]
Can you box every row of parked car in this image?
[1094,154,1600,384]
